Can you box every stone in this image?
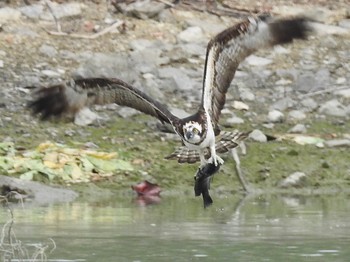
[129,39,157,51]
[307,7,341,24]
[324,139,350,148]
[318,99,347,117]
[270,97,296,111]
[0,7,21,22]
[73,53,137,83]
[0,175,78,205]
[273,46,290,54]
[129,48,163,74]
[140,74,165,100]
[288,110,307,121]
[262,123,275,129]
[157,67,196,91]
[249,129,267,142]
[295,68,330,93]
[278,172,306,188]
[178,43,206,57]
[275,78,292,86]
[336,77,346,84]
[245,55,272,66]
[21,74,41,87]
[117,107,140,119]
[319,36,339,49]
[41,69,62,78]
[288,124,307,134]
[315,68,331,89]
[338,19,350,29]
[232,101,249,111]
[238,87,255,102]
[158,9,177,24]
[276,68,299,82]
[13,27,39,38]
[39,44,57,57]
[311,22,349,35]
[267,110,284,123]
[177,26,205,43]
[19,4,44,19]
[335,88,350,99]
[185,16,226,35]
[225,116,244,126]
[300,98,318,112]
[74,107,100,126]
[40,2,83,21]
[121,0,166,19]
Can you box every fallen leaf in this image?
[84,151,118,159]
[293,136,325,145]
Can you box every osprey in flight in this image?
[29,15,310,167]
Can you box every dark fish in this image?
[194,163,221,208]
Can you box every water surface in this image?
[1,194,350,261]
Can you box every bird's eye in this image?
[193,128,199,134]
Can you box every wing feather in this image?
[28,78,178,124]
[201,15,311,127]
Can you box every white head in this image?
[183,121,202,144]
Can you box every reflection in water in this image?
[131,180,162,206]
[1,194,350,261]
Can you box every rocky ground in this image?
[0,0,349,199]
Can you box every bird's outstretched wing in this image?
[201,15,311,127]
[28,78,179,125]
[165,130,250,163]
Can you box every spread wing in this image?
[28,78,179,125]
[201,15,311,127]
[165,130,250,163]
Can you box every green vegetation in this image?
[1,112,349,195]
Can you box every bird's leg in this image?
[207,143,224,166]
[199,150,207,168]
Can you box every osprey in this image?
[29,15,310,167]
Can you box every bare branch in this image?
[44,0,62,33]
[45,20,124,39]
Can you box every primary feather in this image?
[201,15,311,129]
[29,78,177,124]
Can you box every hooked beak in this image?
[185,131,193,140]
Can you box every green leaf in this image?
[20,170,36,181]
[293,136,324,145]
[86,156,134,172]
[80,157,95,173]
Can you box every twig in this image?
[0,193,27,261]
[221,2,259,14]
[48,238,56,254]
[45,20,124,39]
[155,0,175,7]
[231,147,252,193]
[44,0,62,33]
[298,86,349,99]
